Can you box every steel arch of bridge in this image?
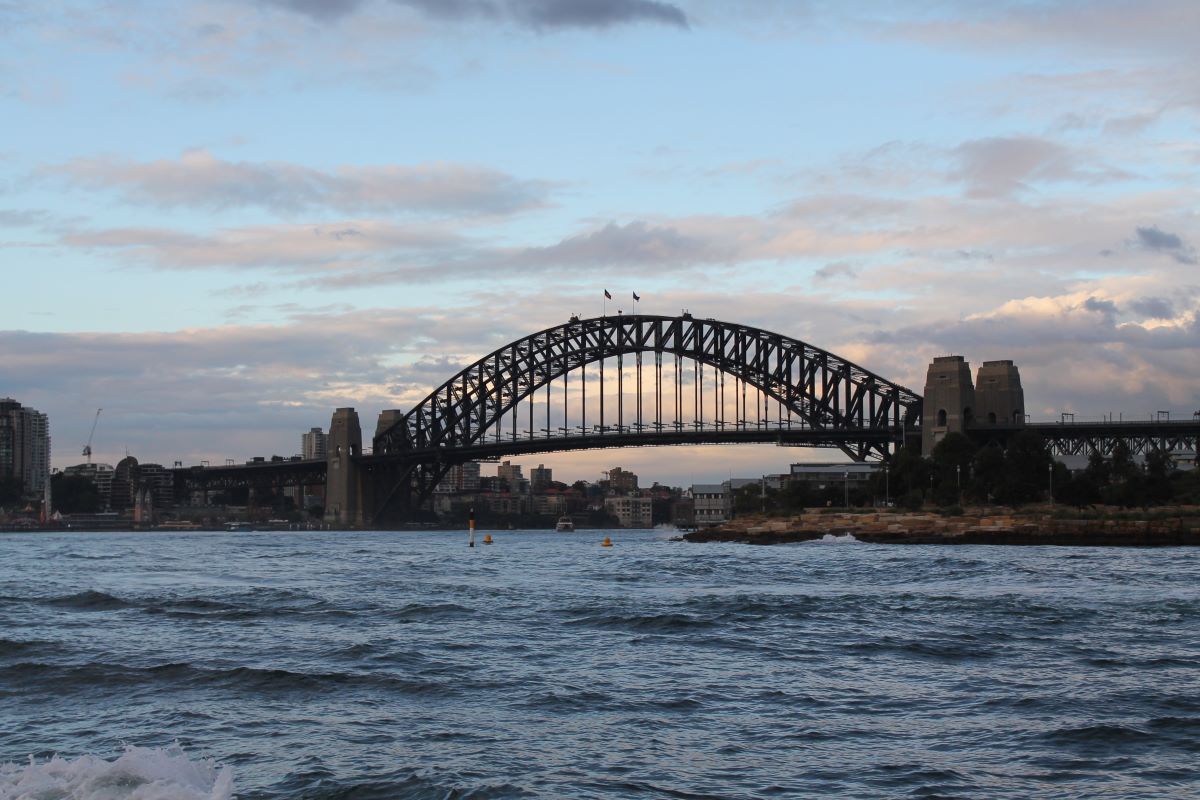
[370,314,922,514]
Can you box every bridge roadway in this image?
[171,424,911,494]
[171,417,1200,496]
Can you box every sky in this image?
[2,0,1198,486]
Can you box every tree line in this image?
[732,431,1197,514]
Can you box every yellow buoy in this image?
[483,534,493,545]
[601,536,613,547]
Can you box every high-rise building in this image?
[302,427,328,460]
[435,461,482,494]
[497,461,526,493]
[0,398,50,499]
[530,464,552,493]
[606,466,638,493]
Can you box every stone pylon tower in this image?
[975,360,1026,427]
[922,356,976,454]
[325,407,363,527]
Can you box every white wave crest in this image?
[0,745,233,800]
[809,533,860,544]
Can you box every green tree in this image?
[969,444,1006,504]
[1057,472,1101,510]
[1000,430,1053,505]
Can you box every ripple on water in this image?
[1,529,1198,799]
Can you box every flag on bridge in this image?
[633,292,641,302]
[604,289,612,299]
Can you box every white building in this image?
[605,494,653,528]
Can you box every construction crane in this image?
[82,408,102,464]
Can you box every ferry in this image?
[555,516,575,532]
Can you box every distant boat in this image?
[555,516,575,532]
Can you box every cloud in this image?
[47,150,552,216]
[952,137,1128,198]
[1082,296,1118,316]
[261,0,689,29]
[262,0,366,21]
[885,1,1200,60]
[1135,225,1197,264]
[814,261,858,281]
[62,219,464,271]
[1128,296,1175,319]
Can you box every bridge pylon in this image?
[325,407,364,527]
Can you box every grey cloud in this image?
[952,136,1128,198]
[264,0,688,29]
[1128,296,1175,319]
[1135,225,1197,264]
[0,209,51,227]
[1082,296,1117,316]
[46,151,552,217]
[814,261,858,281]
[259,0,366,20]
[512,0,688,30]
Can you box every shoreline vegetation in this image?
[683,506,1200,547]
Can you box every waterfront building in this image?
[110,456,138,512]
[691,484,732,526]
[788,463,878,490]
[137,462,176,510]
[61,462,115,510]
[0,398,50,499]
[533,493,568,517]
[302,427,328,460]
[604,494,653,528]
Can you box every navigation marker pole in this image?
[469,506,476,548]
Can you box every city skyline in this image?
[3,1,1198,485]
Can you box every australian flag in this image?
[604,289,612,299]
[632,292,641,302]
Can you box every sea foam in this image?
[0,745,233,800]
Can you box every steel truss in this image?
[1028,421,1200,458]
[370,314,923,518]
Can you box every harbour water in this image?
[2,529,1199,798]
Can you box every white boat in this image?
[555,516,575,532]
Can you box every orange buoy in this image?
[483,534,493,545]
[601,536,613,547]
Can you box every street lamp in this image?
[844,471,850,508]
[956,464,961,504]
[1048,462,1054,506]
[884,465,890,508]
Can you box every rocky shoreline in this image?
[683,507,1200,547]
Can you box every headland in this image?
[684,506,1200,546]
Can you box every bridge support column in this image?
[325,407,364,528]
[922,356,975,455]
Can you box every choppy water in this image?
[2,530,1199,799]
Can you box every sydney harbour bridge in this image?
[171,313,1200,527]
